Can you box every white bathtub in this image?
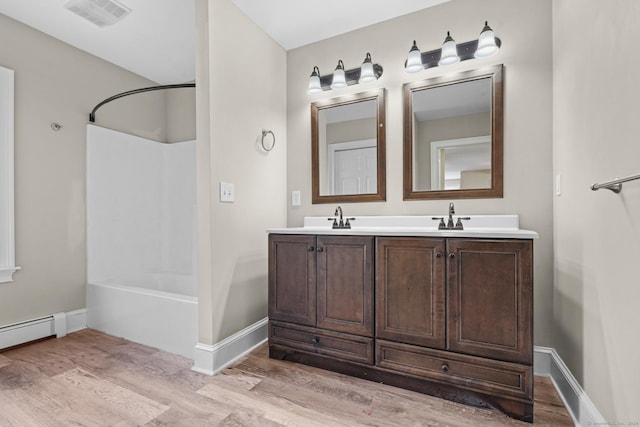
[86,272,197,359]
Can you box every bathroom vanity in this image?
[267,215,537,422]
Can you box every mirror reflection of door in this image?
[318,98,377,196]
[329,139,377,195]
[430,135,491,190]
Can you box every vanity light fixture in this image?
[307,54,383,94]
[330,60,348,90]
[405,41,424,73]
[405,21,501,73]
[438,31,460,66]
[358,53,376,83]
[308,66,322,94]
[474,21,499,58]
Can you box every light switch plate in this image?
[291,190,301,206]
[220,182,234,202]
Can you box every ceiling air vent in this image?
[64,0,131,27]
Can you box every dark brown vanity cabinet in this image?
[375,237,534,421]
[269,233,534,422]
[268,234,374,364]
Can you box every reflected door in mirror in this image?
[330,139,377,195]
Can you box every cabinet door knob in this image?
[317,247,324,253]
[449,253,456,259]
[311,337,319,344]
[308,246,315,252]
[441,363,449,373]
[435,252,443,258]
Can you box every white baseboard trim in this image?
[534,346,605,426]
[192,317,268,376]
[0,308,87,350]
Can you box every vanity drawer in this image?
[376,340,532,401]
[269,321,374,365]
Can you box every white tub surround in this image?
[86,125,197,359]
[268,215,538,239]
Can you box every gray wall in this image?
[286,0,554,347]
[0,13,179,326]
[195,0,287,345]
[553,0,640,421]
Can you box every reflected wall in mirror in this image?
[403,65,503,200]
[312,89,386,204]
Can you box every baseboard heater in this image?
[0,310,86,351]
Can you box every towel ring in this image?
[261,129,275,151]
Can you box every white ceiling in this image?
[0,0,449,85]
[231,0,450,51]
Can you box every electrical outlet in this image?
[220,182,234,202]
[291,190,301,206]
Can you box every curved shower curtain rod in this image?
[89,83,196,123]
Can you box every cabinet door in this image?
[268,234,316,326]
[376,237,446,349]
[316,236,374,336]
[447,239,533,364]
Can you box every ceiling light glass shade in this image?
[308,66,322,94]
[438,31,460,66]
[405,40,424,73]
[475,21,499,58]
[359,53,376,84]
[330,60,347,90]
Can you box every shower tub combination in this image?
[86,125,197,359]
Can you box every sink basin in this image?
[268,215,538,239]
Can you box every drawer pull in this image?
[317,247,324,253]
[449,253,456,259]
[441,363,449,373]
[311,337,319,344]
[435,252,443,258]
[308,246,315,252]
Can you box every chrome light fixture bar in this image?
[308,53,383,94]
[405,21,501,73]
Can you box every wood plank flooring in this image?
[0,329,574,426]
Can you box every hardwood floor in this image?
[0,329,574,426]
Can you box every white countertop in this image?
[267,215,539,239]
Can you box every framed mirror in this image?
[403,65,503,200]
[312,89,386,204]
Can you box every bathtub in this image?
[86,272,197,359]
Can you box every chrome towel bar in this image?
[591,173,640,193]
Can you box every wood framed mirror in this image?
[403,65,503,200]
[311,89,386,204]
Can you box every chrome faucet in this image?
[335,206,344,228]
[447,202,455,229]
[328,206,354,229]
[432,202,471,230]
